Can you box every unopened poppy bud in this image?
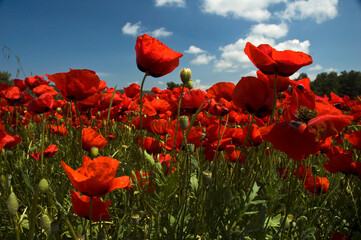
[56,107,62,113]
[202,170,212,186]
[179,116,189,131]
[186,80,194,89]
[90,147,99,158]
[40,214,52,233]
[38,178,49,193]
[96,111,101,119]
[180,68,192,84]
[201,132,206,141]
[7,191,19,216]
[59,119,64,124]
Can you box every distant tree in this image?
[166,81,181,90]
[310,70,361,99]
[0,71,12,84]
[294,73,308,80]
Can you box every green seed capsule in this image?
[40,214,52,233]
[180,68,192,84]
[7,192,19,216]
[179,116,189,131]
[90,147,99,158]
[38,179,49,193]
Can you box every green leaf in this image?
[300,227,316,240]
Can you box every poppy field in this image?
[1,34,361,240]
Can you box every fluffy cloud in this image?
[201,0,285,22]
[308,64,323,71]
[278,0,338,23]
[190,54,216,65]
[150,27,173,38]
[122,22,141,36]
[154,0,186,7]
[250,23,288,39]
[185,45,206,54]
[193,79,211,91]
[122,22,172,38]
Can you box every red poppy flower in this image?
[208,98,232,116]
[25,75,50,89]
[232,76,274,118]
[2,86,22,101]
[82,127,108,152]
[135,34,183,77]
[244,42,313,77]
[139,137,162,155]
[46,69,100,101]
[345,130,361,150]
[303,176,329,195]
[32,85,58,97]
[257,70,290,92]
[124,83,140,98]
[30,144,59,160]
[71,190,111,221]
[27,93,54,114]
[13,79,27,91]
[324,153,357,175]
[181,89,207,114]
[50,125,68,136]
[306,114,353,142]
[206,82,235,101]
[61,155,130,197]
[261,121,319,162]
[0,131,22,151]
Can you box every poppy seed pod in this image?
[180,68,192,84]
[38,178,49,193]
[40,214,52,233]
[7,191,19,216]
[90,147,99,158]
[179,116,189,131]
[202,170,212,186]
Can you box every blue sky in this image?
[0,0,360,90]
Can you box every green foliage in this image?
[166,81,182,90]
[310,70,361,99]
[0,70,12,84]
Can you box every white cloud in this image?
[250,23,288,39]
[150,27,173,38]
[157,81,164,85]
[185,45,206,54]
[122,22,141,36]
[193,79,211,91]
[278,0,338,24]
[154,0,186,7]
[308,64,323,71]
[201,0,286,22]
[190,54,216,65]
[274,39,310,53]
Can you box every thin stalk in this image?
[40,115,46,177]
[171,83,186,155]
[89,196,93,240]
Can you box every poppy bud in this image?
[7,191,19,216]
[201,132,206,141]
[179,116,189,131]
[59,119,64,124]
[180,68,192,84]
[38,178,49,193]
[40,214,52,233]
[186,80,194,89]
[96,111,101,119]
[90,147,99,158]
[56,107,62,113]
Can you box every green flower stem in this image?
[139,72,149,175]
[171,83,186,156]
[64,217,78,240]
[40,115,46,177]
[27,187,39,240]
[106,85,117,134]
